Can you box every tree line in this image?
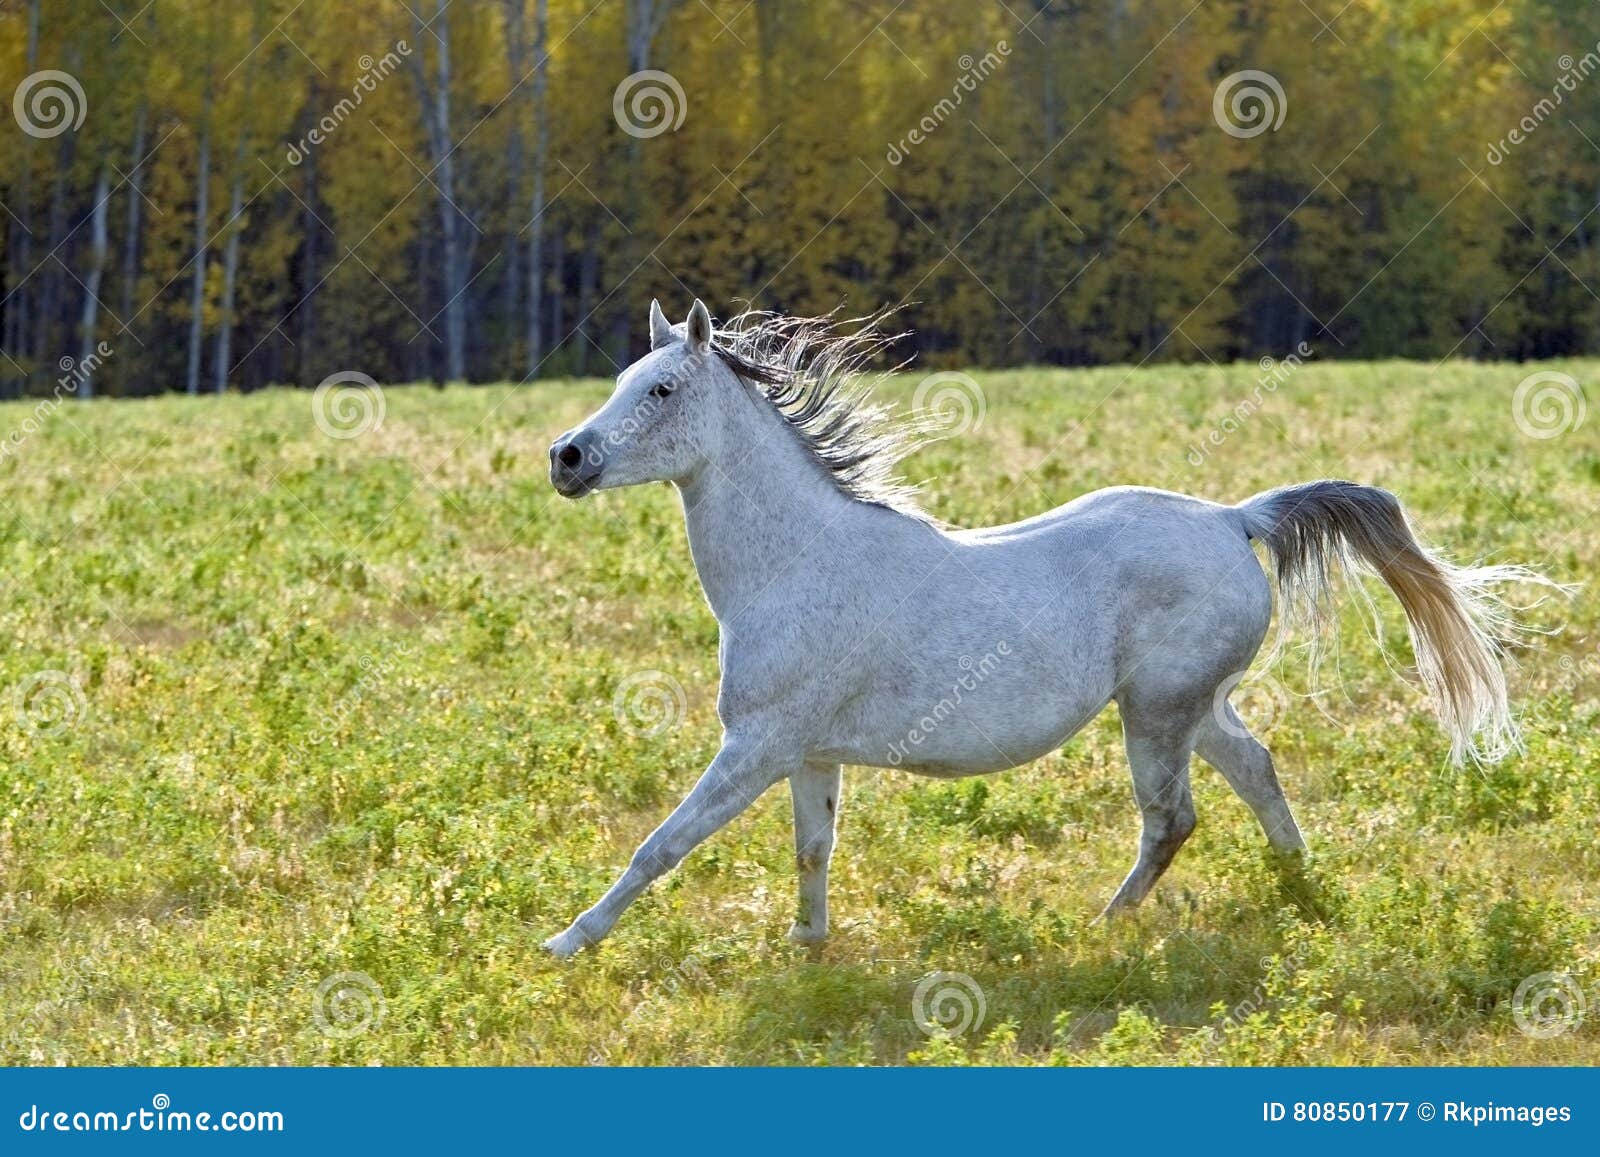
[0,0,1597,398]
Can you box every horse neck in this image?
[676,399,869,623]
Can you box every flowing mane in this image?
[708,309,934,519]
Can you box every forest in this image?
[1,0,1598,396]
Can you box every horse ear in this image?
[685,299,712,353]
[649,298,675,349]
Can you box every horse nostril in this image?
[558,444,584,470]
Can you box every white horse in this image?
[543,298,1544,958]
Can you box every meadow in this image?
[0,359,1595,1066]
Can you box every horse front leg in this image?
[787,761,841,947]
[545,738,790,958]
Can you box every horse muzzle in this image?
[549,432,603,498]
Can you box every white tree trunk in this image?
[76,163,110,399]
[525,0,549,377]
[185,97,212,396]
[212,170,244,393]
[411,0,468,382]
[119,100,147,322]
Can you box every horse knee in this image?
[1176,798,1197,838]
[1147,799,1196,857]
[630,834,686,879]
[1168,801,1197,849]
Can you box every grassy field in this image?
[0,359,1595,1066]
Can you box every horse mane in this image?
[708,308,935,520]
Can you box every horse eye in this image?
[650,382,674,398]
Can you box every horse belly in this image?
[813,665,1109,776]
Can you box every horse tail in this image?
[1234,480,1556,765]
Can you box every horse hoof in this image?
[545,927,590,959]
[1095,900,1136,924]
[787,922,827,948]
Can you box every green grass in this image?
[0,359,1595,1065]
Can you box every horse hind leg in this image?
[1101,700,1203,916]
[1193,702,1306,853]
